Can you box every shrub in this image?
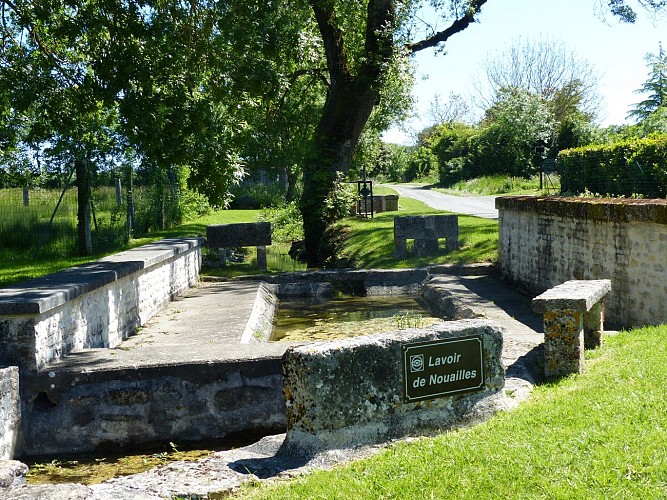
[559,134,667,197]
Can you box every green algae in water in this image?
[26,447,215,485]
[272,295,439,342]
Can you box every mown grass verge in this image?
[340,196,497,268]
[432,174,560,196]
[235,325,667,499]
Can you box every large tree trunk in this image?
[302,0,394,267]
[300,0,487,267]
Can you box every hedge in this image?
[559,135,667,197]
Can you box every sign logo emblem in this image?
[409,354,424,373]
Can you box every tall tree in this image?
[628,43,667,122]
[300,0,664,266]
[475,37,601,122]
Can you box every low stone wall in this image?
[0,367,19,460]
[0,238,201,370]
[20,357,285,456]
[496,196,667,328]
[282,320,504,454]
[351,194,399,215]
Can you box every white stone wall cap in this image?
[0,238,201,316]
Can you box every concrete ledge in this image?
[496,195,667,224]
[282,319,504,454]
[0,238,200,316]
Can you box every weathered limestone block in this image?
[207,222,272,270]
[0,460,28,489]
[533,279,611,377]
[282,319,504,454]
[394,215,459,259]
[0,367,20,460]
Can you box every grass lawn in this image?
[341,196,497,269]
[235,324,667,499]
[0,193,498,287]
[0,210,263,287]
[430,174,560,196]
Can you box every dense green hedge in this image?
[559,135,667,197]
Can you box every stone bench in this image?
[206,222,272,271]
[394,215,459,259]
[532,279,611,378]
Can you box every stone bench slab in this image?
[207,222,271,248]
[532,279,611,313]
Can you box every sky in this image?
[384,0,667,144]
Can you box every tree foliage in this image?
[628,43,667,122]
[2,0,667,264]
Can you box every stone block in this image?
[206,222,272,248]
[393,215,459,259]
[533,279,611,377]
[282,319,504,454]
[0,367,20,460]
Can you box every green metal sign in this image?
[402,336,484,403]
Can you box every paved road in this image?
[386,183,499,219]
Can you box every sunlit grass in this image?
[340,196,497,268]
[0,209,263,287]
[0,192,499,286]
[235,325,667,499]
[433,174,560,196]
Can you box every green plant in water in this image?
[392,310,427,330]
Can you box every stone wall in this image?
[496,196,667,328]
[0,238,201,370]
[352,194,400,215]
[0,367,19,460]
[282,320,505,454]
[20,357,284,456]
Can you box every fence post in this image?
[126,165,134,239]
[76,158,92,256]
[115,178,122,208]
[22,186,29,207]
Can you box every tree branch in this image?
[308,0,351,83]
[407,0,487,54]
[2,0,79,84]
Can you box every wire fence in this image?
[559,149,667,198]
[0,179,183,260]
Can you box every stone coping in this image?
[496,196,667,224]
[0,238,201,316]
[532,279,612,314]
